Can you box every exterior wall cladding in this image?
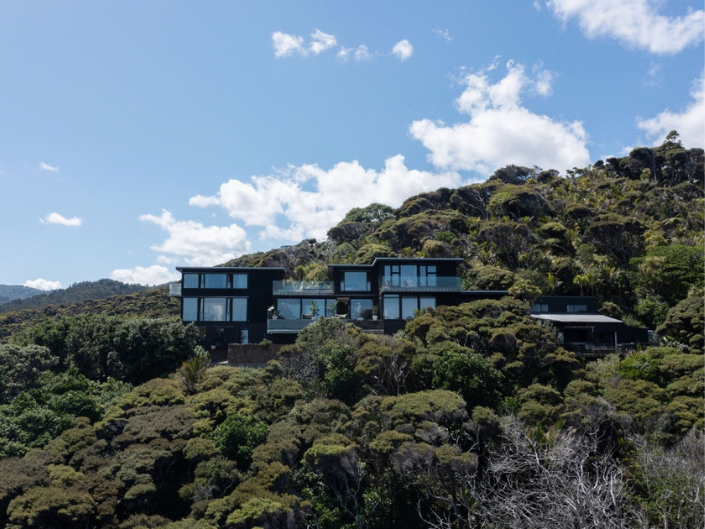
[174,258,647,351]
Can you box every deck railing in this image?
[272,280,334,296]
[379,276,461,292]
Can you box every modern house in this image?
[171,258,505,346]
[170,258,647,353]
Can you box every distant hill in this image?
[0,279,149,314]
[0,285,180,340]
[0,285,43,304]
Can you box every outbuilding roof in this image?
[531,314,623,324]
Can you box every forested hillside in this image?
[0,286,179,340]
[0,286,43,305]
[0,135,702,529]
[0,279,151,314]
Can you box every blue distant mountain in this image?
[0,285,43,305]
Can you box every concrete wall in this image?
[228,343,283,365]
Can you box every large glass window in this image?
[384,265,401,287]
[232,274,247,289]
[401,297,418,319]
[383,295,400,319]
[567,304,588,313]
[183,298,198,321]
[183,274,199,288]
[205,274,227,289]
[351,299,373,319]
[240,329,249,344]
[203,298,227,321]
[419,266,437,287]
[401,265,417,288]
[420,297,436,310]
[278,299,301,320]
[232,298,247,321]
[343,271,369,291]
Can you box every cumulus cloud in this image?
[23,278,61,291]
[409,60,590,175]
[433,29,453,42]
[392,40,414,61]
[637,73,705,148]
[190,156,463,243]
[309,29,337,54]
[41,212,82,227]
[272,32,305,58]
[39,162,59,172]
[140,210,251,266]
[548,0,704,54]
[272,29,336,58]
[110,265,180,285]
[338,45,374,62]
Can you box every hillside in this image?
[0,135,702,529]
[0,278,150,314]
[0,285,179,340]
[0,284,43,304]
[223,135,704,330]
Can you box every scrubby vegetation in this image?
[0,135,702,528]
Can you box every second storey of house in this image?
[176,266,286,324]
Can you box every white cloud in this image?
[548,0,704,54]
[39,162,59,172]
[433,29,453,42]
[272,29,336,58]
[309,29,337,54]
[23,278,61,291]
[190,156,463,243]
[41,212,82,227]
[409,60,590,174]
[337,45,374,62]
[272,32,305,58]
[533,1,542,10]
[110,265,180,286]
[637,73,705,148]
[140,210,251,266]
[354,45,372,62]
[392,40,414,61]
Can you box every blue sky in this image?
[0,1,702,289]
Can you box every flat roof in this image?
[532,314,623,324]
[176,267,286,272]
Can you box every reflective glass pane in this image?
[401,266,416,287]
[232,298,247,321]
[420,297,436,310]
[204,274,227,288]
[232,274,247,288]
[278,299,301,319]
[183,298,198,321]
[302,299,324,318]
[203,298,227,321]
[344,272,368,291]
[183,274,199,288]
[401,297,418,319]
[351,299,373,319]
[384,295,399,319]
[325,299,337,317]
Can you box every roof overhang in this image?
[531,314,623,324]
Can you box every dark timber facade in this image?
[171,258,647,352]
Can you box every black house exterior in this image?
[530,296,649,354]
[174,258,506,346]
[172,259,647,353]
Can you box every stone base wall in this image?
[227,343,283,364]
